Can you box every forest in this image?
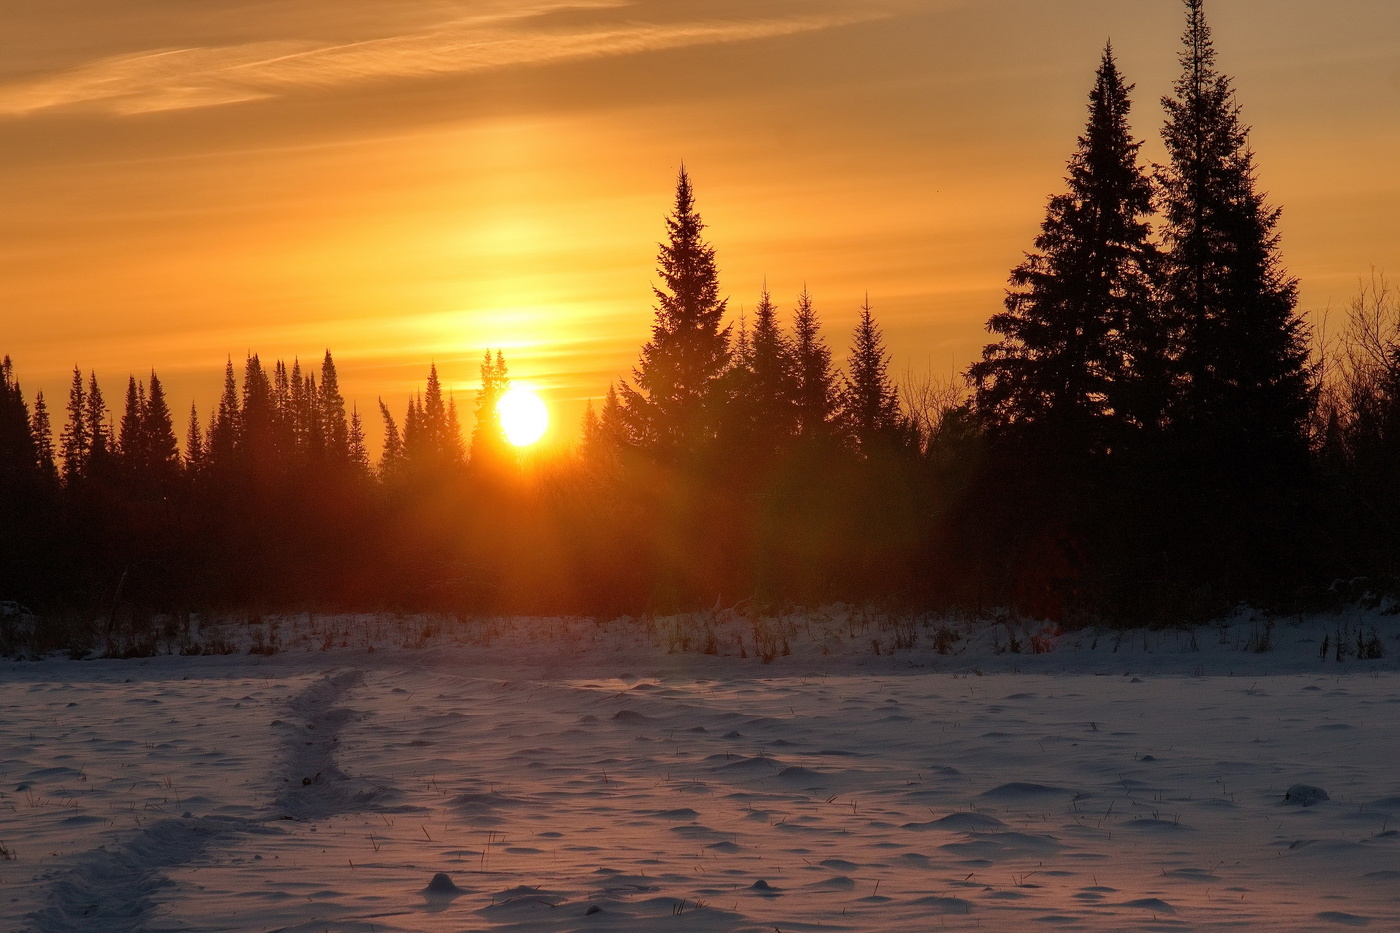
[2,1,1398,651]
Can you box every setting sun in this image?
[498,386,549,447]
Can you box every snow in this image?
[3,608,1400,931]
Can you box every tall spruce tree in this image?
[207,358,240,476]
[145,371,179,490]
[83,371,111,481]
[970,45,1159,456]
[119,376,147,478]
[31,389,56,483]
[841,296,906,455]
[471,351,511,470]
[791,287,839,442]
[319,351,349,465]
[0,357,38,489]
[1158,0,1313,468]
[347,405,371,478]
[238,354,277,479]
[747,283,799,440]
[60,366,88,485]
[378,399,405,481]
[618,166,731,460]
[185,402,205,475]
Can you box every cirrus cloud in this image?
[0,6,887,116]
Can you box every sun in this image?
[497,386,549,447]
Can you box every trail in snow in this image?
[23,669,366,933]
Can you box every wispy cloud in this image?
[0,7,885,116]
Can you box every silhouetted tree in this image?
[206,358,240,477]
[60,367,88,485]
[618,166,731,460]
[733,282,799,450]
[83,371,112,483]
[144,372,178,488]
[0,357,37,487]
[970,45,1159,457]
[238,354,277,482]
[841,296,908,455]
[1158,0,1313,469]
[471,352,511,471]
[791,287,840,443]
[319,351,349,466]
[185,403,205,476]
[118,376,146,479]
[30,389,56,483]
[347,405,371,478]
[378,399,405,481]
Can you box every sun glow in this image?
[498,386,549,447]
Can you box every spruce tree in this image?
[378,399,405,481]
[618,167,731,460]
[60,366,88,485]
[0,357,37,488]
[207,358,240,476]
[119,376,147,479]
[31,390,56,482]
[471,350,511,470]
[319,351,349,465]
[185,402,205,475]
[791,287,839,442]
[747,283,799,440]
[1158,0,1313,467]
[969,45,1158,456]
[347,405,371,477]
[841,296,906,455]
[238,354,277,478]
[144,371,179,489]
[83,371,111,481]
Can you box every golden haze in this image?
[0,0,1396,452]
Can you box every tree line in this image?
[2,0,1399,646]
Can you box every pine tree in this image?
[618,166,731,460]
[841,296,906,455]
[1158,0,1313,466]
[970,45,1160,456]
[60,366,88,484]
[791,287,839,442]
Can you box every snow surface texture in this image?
[2,608,1399,931]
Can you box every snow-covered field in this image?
[3,609,1400,932]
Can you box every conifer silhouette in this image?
[1158,0,1313,467]
[470,351,511,471]
[791,287,839,443]
[841,296,906,455]
[60,366,88,485]
[30,389,56,483]
[618,166,731,460]
[970,45,1159,456]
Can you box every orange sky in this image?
[2,0,1398,451]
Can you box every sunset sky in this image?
[2,0,1397,450]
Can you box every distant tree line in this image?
[2,0,1398,644]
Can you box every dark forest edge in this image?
[3,0,1400,654]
